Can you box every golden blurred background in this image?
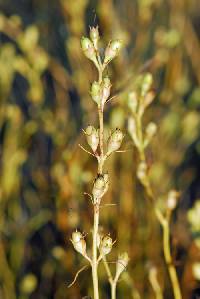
[0,0,200,298]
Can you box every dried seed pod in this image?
[166,190,179,210]
[128,117,139,148]
[81,37,96,62]
[107,128,124,155]
[137,161,147,185]
[141,73,153,96]
[128,91,138,114]
[115,252,129,280]
[92,173,109,202]
[102,76,111,105]
[85,125,99,152]
[144,122,157,147]
[91,81,102,105]
[143,90,155,109]
[90,26,99,50]
[71,231,86,256]
[104,39,123,64]
[99,235,113,255]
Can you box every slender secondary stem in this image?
[162,221,182,299]
[103,257,117,299]
[135,116,182,299]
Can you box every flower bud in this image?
[107,128,124,155]
[115,252,129,280]
[81,37,96,61]
[99,235,113,255]
[104,39,123,64]
[90,26,99,49]
[141,73,153,97]
[71,230,86,256]
[166,190,179,210]
[91,81,102,105]
[85,125,99,152]
[102,77,111,105]
[92,173,109,202]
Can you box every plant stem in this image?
[91,65,104,299]
[162,221,182,299]
[111,281,117,299]
[92,204,100,299]
[136,115,182,299]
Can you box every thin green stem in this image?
[135,115,182,299]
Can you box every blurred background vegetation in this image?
[0,0,200,298]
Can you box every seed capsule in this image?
[166,190,179,210]
[115,252,129,280]
[141,73,153,97]
[144,122,157,147]
[137,161,147,184]
[85,125,99,152]
[71,230,86,256]
[128,91,138,114]
[128,117,139,148]
[90,26,99,50]
[107,128,124,155]
[104,39,123,64]
[91,81,102,105]
[102,77,111,105]
[81,37,96,62]
[92,173,109,203]
[99,235,113,255]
